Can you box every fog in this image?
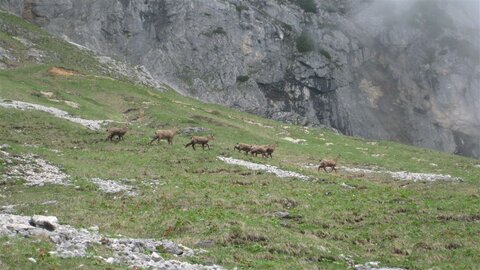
[355,0,480,36]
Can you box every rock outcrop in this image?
[1,0,479,158]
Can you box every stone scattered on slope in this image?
[218,157,310,180]
[304,164,461,182]
[282,137,307,144]
[0,205,17,214]
[2,153,70,186]
[340,166,462,182]
[0,144,10,150]
[354,261,406,270]
[96,56,163,90]
[30,215,59,231]
[0,214,223,270]
[0,99,112,130]
[90,178,138,196]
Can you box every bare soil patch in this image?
[48,67,81,76]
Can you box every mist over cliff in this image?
[0,0,479,158]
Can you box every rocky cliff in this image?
[1,0,479,158]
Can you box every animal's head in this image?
[234,143,240,150]
[208,135,215,140]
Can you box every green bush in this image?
[212,27,227,36]
[236,75,250,83]
[235,5,249,12]
[296,32,314,53]
[290,0,317,13]
[318,48,331,60]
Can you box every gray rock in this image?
[274,211,291,219]
[30,215,59,231]
[0,214,224,269]
[90,178,138,196]
[0,205,17,214]
[151,251,162,262]
[0,144,10,150]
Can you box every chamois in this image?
[149,129,177,145]
[264,143,277,158]
[234,143,252,154]
[318,154,341,173]
[250,145,267,158]
[185,135,214,150]
[105,127,128,142]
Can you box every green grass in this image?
[0,8,480,270]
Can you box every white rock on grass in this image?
[0,214,223,270]
[305,164,462,182]
[343,166,461,182]
[1,205,18,214]
[90,178,138,196]
[0,99,112,130]
[354,261,406,270]
[389,171,461,182]
[282,137,306,144]
[30,215,59,231]
[3,153,70,186]
[218,156,310,180]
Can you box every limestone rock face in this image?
[1,0,479,158]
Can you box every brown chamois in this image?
[234,143,252,154]
[185,135,214,150]
[318,154,341,173]
[264,143,277,158]
[149,129,177,145]
[250,145,267,158]
[105,127,128,142]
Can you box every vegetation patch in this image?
[236,75,250,83]
[212,27,227,36]
[235,5,249,13]
[318,48,332,60]
[296,32,315,53]
[289,0,317,13]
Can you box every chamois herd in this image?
[106,127,340,173]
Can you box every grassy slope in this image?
[0,10,479,270]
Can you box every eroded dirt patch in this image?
[48,67,81,76]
